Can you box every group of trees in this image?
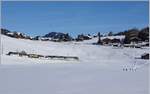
[106,27,149,44]
[123,27,149,44]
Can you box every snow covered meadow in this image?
[0,35,149,94]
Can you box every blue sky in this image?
[2,1,149,37]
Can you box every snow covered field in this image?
[0,35,149,94]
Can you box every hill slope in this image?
[0,35,149,94]
[1,35,147,65]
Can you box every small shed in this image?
[141,53,149,60]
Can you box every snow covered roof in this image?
[7,32,14,35]
[101,35,125,40]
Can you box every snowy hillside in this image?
[1,35,147,65]
[0,35,149,94]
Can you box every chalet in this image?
[102,37,122,47]
[111,38,120,43]
[130,37,141,44]
[102,38,111,45]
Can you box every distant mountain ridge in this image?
[42,32,73,42]
[1,28,73,42]
[1,28,31,39]
[44,32,65,38]
[1,26,149,43]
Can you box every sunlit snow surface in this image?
[0,35,149,94]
